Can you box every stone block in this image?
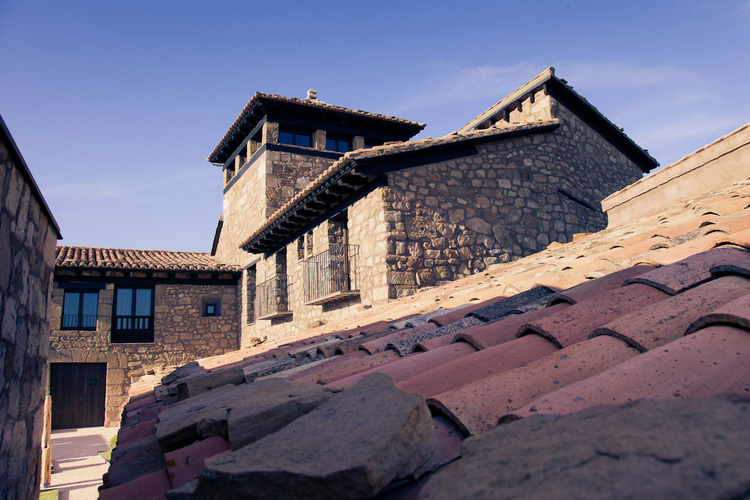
[388,271,416,286]
[176,368,245,401]
[421,396,750,500]
[194,374,439,499]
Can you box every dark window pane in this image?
[82,292,98,328]
[116,289,132,316]
[135,289,152,316]
[326,138,336,151]
[295,133,311,148]
[279,130,294,145]
[62,292,79,328]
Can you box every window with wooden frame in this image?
[61,290,98,330]
[112,287,154,343]
[325,134,352,153]
[278,127,313,148]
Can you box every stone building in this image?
[209,67,658,345]
[0,115,61,500]
[49,247,240,427]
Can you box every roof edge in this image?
[0,114,62,239]
[240,120,560,253]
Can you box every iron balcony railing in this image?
[61,314,97,330]
[303,244,359,305]
[256,274,292,320]
[111,315,153,343]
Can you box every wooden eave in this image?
[241,122,559,255]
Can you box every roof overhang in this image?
[241,121,560,255]
[208,93,426,166]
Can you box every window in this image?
[278,127,312,148]
[246,265,256,325]
[61,290,98,330]
[363,139,384,149]
[325,134,351,153]
[202,297,221,317]
[112,287,154,343]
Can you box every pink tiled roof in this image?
[103,173,750,495]
[55,246,239,273]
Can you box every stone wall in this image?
[215,125,339,266]
[0,131,58,500]
[379,108,643,298]
[239,192,389,346]
[49,281,239,426]
[603,121,750,227]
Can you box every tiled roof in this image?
[241,120,560,253]
[207,92,425,164]
[55,246,240,273]
[102,165,750,496]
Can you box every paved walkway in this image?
[43,427,119,500]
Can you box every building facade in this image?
[209,68,657,346]
[49,247,240,427]
[0,115,61,500]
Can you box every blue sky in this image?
[1,0,749,252]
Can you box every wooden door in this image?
[50,363,106,429]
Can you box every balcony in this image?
[304,244,359,305]
[111,315,154,343]
[256,274,292,320]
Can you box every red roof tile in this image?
[509,325,750,421]
[520,284,670,348]
[164,436,229,489]
[429,335,639,435]
[55,245,239,273]
[685,292,750,334]
[397,335,558,399]
[593,276,750,351]
[329,342,477,389]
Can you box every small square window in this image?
[202,297,221,317]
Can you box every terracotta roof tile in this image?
[520,283,670,348]
[593,276,750,351]
[287,350,369,386]
[330,342,477,389]
[98,468,171,500]
[547,264,655,305]
[457,303,571,350]
[55,245,239,273]
[685,292,750,334]
[624,247,749,294]
[360,323,438,355]
[429,335,639,435]
[509,325,750,421]
[316,350,401,385]
[397,335,558,399]
[164,436,229,489]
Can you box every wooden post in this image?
[40,395,52,488]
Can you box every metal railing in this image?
[303,244,359,304]
[61,314,97,330]
[112,315,153,342]
[256,274,292,319]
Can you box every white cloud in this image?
[392,61,543,112]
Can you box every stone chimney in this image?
[307,89,318,100]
